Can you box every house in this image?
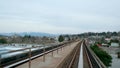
[97,44,102,47]
[111,43,119,47]
[105,38,111,43]
[102,43,109,47]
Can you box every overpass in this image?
[0,40,106,68]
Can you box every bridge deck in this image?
[15,42,79,68]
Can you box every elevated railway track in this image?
[57,40,106,68]
[0,40,106,68]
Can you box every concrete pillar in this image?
[29,48,31,68]
[43,46,46,62]
[51,45,54,57]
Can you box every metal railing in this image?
[0,41,75,68]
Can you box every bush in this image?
[0,38,7,44]
[91,45,112,67]
[110,39,119,43]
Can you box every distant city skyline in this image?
[0,0,120,34]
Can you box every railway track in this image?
[83,40,106,68]
[58,40,106,68]
[1,40,106,68]
[83,42,100,68]
[57,41,81,68]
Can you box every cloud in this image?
[0,0,120,34]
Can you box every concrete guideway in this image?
[78,42,83,68]
[82,40,107,68]
[3,40,106,68]
[57,41,81,68]
[15,41,80,68]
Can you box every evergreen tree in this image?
[58,35,64,42]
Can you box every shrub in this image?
[91,45,112,67]
[0,38,7,44]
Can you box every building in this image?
[111,43,119,47]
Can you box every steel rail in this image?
[84,41,101,68]
[56,41,81,68]
[68,42,81,68]
[83,43,93,68]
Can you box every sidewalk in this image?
[16,41,79,68]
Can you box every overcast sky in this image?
[0,0,120,34]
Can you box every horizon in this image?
[0,0,120,34]
[0,31,119,35]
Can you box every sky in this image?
[0,0,120,34]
